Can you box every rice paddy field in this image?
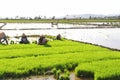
[0,38,120,80]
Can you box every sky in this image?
[0,0,120,18]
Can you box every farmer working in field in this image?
[38,35,47,45]
[19,33,29,44]
[0,32,8,44]
[56,34,61,40]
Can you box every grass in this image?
[0,19,120,23]
[0,39,120,79]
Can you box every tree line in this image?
[0,15,120,20]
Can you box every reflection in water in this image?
[1,23,120,50]
[64,28,120,50]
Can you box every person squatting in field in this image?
[38,35,48,45]
[56,34,61,40]
[0,32,8,44]
[19,33,30,44]
[0,32,62,45]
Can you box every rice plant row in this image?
[0,39,120,79]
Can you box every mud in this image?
[5,73,93,80]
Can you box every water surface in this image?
[1,23,120,50]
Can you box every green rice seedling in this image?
[56,69,61,80]
[52,68,57,78]
[0,39,120,79]
[10,40,15,44]
[75,60,120,80]
[60,69,70,80]
[32,40,37,44]
[60,74,70,80]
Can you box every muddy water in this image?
[6,73,93,80]
[64,28,120,50]
[0,23,120,50]
[5,75,55,80]
[26,73,93,80]
[70,73,93,80]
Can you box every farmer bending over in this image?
[56,34,61,40]
[38,35,48,45]
[19,33,29,44]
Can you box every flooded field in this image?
[0,23,120,50]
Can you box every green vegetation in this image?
[75,60,120,80]
[0,39,120,80]
[60,69,70,80]
[0,19,120,23]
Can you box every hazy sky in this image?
[0,0,120,18]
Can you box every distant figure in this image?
[56,34,61,40]
[51,22,58,28]
[19,33,29,44]
[0,32,8,44]
[38,35,48,45]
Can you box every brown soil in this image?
[70,73,94,80]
